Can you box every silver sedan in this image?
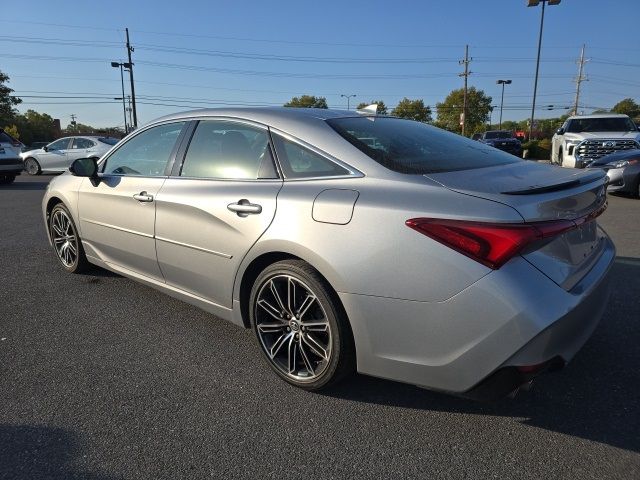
[42,108,615,399]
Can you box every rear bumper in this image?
[339,235,615,398]
[0,159,23,175]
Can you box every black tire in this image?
[24,157,41,175]
[249,260,355,390]
[557,148,563,167]
[0,175,16,185]
[49,203,90,274]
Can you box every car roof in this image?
[567,114,630,120]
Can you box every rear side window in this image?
[98,137,119,146]
[71,138,95,149]
[102,122,185,176]
[271,134,349,179]
[180,120,277,180]
[327,117,519,174]
[0,131,14,143]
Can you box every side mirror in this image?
[69,158,100,186]
[42,145,49,152]
[555,128,565,135]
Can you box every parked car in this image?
[43,108,614,399]
[551,114,640,168]
[21,136,119,175]
[476,130,523,157]
[587,149,640,197]
[0,129,24,185]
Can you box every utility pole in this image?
[70,114,77,132]
[125,28,138,129]
[573,44,588,116]
[458,45,472,136]
[127,95,133,130]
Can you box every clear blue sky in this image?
[2,0,638,129]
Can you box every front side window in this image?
[102,122,185,176]
[271,134,350,179]
[47,138,71,151]
[180,120,277,180]
[327,117,519,174]
[72,138,95,149]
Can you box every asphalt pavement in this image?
[1,174,639,479]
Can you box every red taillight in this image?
[406,208,604,269]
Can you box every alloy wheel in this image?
[254,274,333,382]
[50,209,78,268]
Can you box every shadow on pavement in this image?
[324,257,640,453]
[0,424,120,480]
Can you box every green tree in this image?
[356,100,388,115]
[435,87,492,136]
[611,98,640,119]
[4,124,19,139]
[0,70,22,127]
[391,98,432,122]
[284,95,328,109]
[14,109,56,145]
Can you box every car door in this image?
[154,119,282,308]
[78,121,187,280]
[40,138,71,170]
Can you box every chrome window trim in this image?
[269,127,364,181]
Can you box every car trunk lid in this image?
[425,161,609,290]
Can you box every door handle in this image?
[227,199,262,217]
[133,191,154,203]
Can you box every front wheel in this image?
[24,157,41,175]
[49,204,90,273]
[250,260,355,390]
[557,148,564,167]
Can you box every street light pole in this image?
[341,94,356,110]
[496,79,512,130]
[111,62,132,134]
[527,0,561,140]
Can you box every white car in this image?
[21,136,119,175]
[551,114,640,168]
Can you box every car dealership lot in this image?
[1,174,639,479]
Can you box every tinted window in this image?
[98,137,119,145]
[71,138,95,149]
[181,121,277,179]
[327,117,519,174]
[103,122,185,176]
[567,117,636,133]
[48,138,70,151]
[0,131,14,143]
[484,131,513,139]
[272,134,349,179]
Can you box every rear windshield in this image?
[567,117,636,133]
[98,137,119,145]
[326,117,520,174]
[484,131,513,139]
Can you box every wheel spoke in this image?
[287,277,296,314]
[287,336,297,374]
[257,322,286,334]
[296,294,316,320]
[67,240,77,255]
[270,332,292,359]
[302,333,328,360]
[298,341,315,376]
[269,280,286,313]
[302,321,328,333]
[53,237,65,246]
[258,298,284,321]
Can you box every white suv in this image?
[551,114,640,168]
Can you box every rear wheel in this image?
[49,204,90,273]
[0,175,16,185]
[250,260,355,390]
[24,157,41,175]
